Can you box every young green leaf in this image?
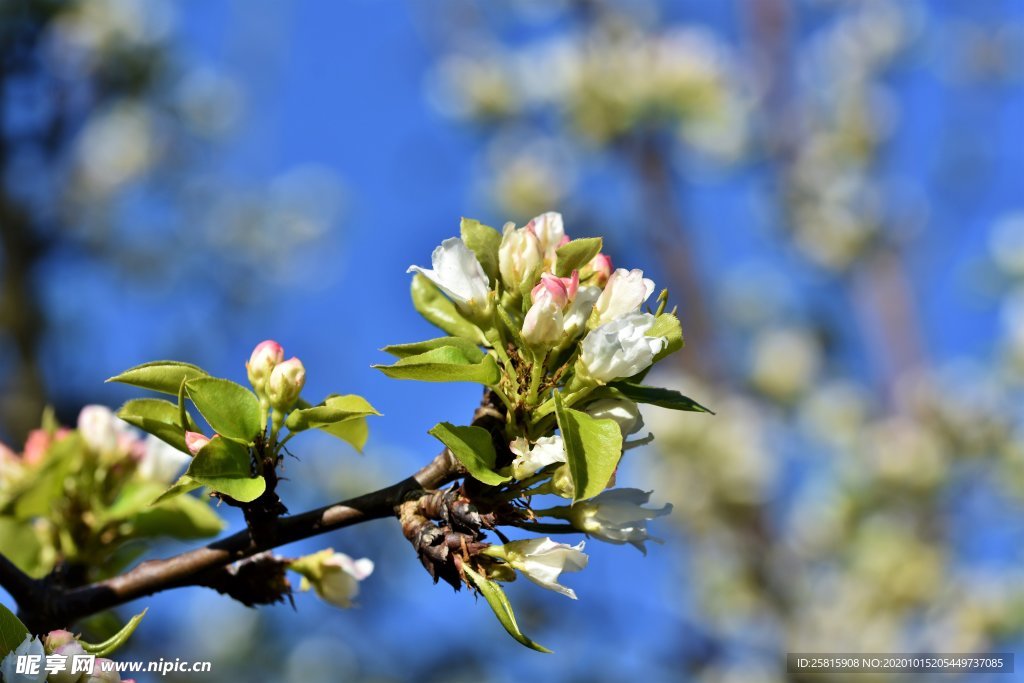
[382,336,484,362]
[410,274,485,342]
[461,217,502,284]
[80,609,147,657]
[0,519,47,579]
[185,378,261,443]
[129,495,225,540]
[428,422,509,486]
[117,398,199,453]
[318,417,370,452]
[611,382,714,413]
[555,237,602,277]
[185,437,265,503]
[0,603,30,659]
[554,392,623,502]
[374,346,500,385]
[107,361,209,395]
[285,394,380,432]
[151,476,202,506]
[463,565,551,653]
[648,313,683,363]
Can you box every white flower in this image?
[521,287,564,347]
[525,211,566,270]
[592,268,655,326]
[408,237,492,313]
[585,398,644,435]
[579,312,667,383]
[0,635,47,683]
[498,224,543,289]
[567,488,672,553]
[562,285,600,338]
[138,435,190,483]
[510,435,566,480]
[484,537,588,599]
[77,405,123,454]
[290,549,374,609]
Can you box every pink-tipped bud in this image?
[583,253,613,287]
[185,431,212,456]
[267,357,306,411]
[43,630,77,653]
[246,340,285,396]
[561,270,579,300]
[531,273,570,309]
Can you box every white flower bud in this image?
[266,357,306,411]
[290,549,374,609]
[246,340,284,396]
[408,237,492,315]
[592,268,655,326]
[498,224,543,289]
[566,488,671,554]
[509,435,566,480]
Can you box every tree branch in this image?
[14,446,463,633]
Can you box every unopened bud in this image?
[246,340,284,396]
[582,253,613,287]
[184,431,212,456]
[267,357,306,411]
[83,659,122,683]
[43,630,77,653]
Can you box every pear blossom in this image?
[246,340,284,395]
[184,431,212,455]
[592,268,656,326]
[290,549,374,609]
[522,287,564,347]
[579,312,667,383]
[267,357,306,411]
[138,435,190,483]
[483,537,588,599]
[525,211,568,270]
[21,429,51,465]
[585,398,644,435]
[498,223,543,289]
[566,488,672,554]
[582,253,613,286]
[77,405,123,454]
[510,435,566,480]
[562,285,600,339]
[407,237,492,314]
[0,635,47,683]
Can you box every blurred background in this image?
[2,0,1024,681]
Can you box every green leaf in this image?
[374,346,500,385]
[80,609,147,657]
[0,518,47,579]
[463,565,551,653]
[648,313,683,363]
[130,494,224,540]
[318,417,370,452]
[151,475,203,506]
[554,392,623,502]
[611,382,714,414]
[410,274,484,342]
[285,394,380,432]
[0,603,30,659]
[185,437,265,503]
[107,361,209,395]
[185,378,261,443]
[461,217,502,284]
[555,237,602,278]
[428,423,509,486]
[117,398,199,453]
[382,337,484,362]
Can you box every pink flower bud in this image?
[531,273,570,309]
[21,429,51,465]
[267,357,306,411]
[43,630,77,653]
[185,431,212,456]
[583,253,613,287]
[246,340,285,396]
